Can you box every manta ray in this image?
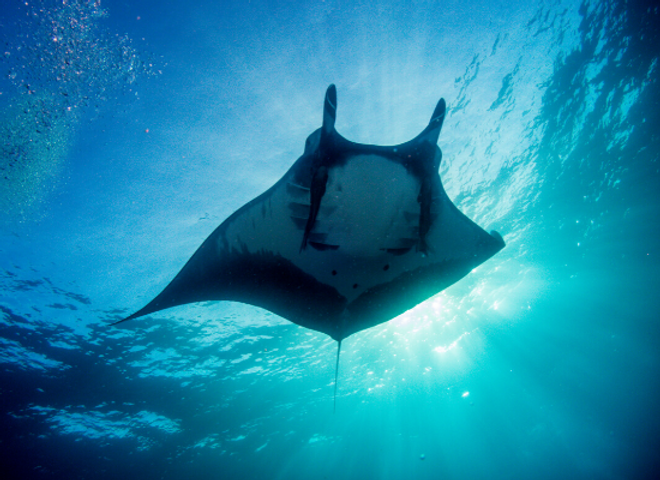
[114,85,504,396]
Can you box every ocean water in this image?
[1,0,659,478]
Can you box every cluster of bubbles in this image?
[0,0,156,220]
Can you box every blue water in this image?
[1,0,659,478]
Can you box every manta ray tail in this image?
[333,339,342,413]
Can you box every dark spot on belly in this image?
[353,283,358,289]
[331,270,337,276]
[383,264,390,271]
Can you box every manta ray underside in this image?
[114,85,505,345]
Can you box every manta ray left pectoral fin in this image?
[110,312,138,326]
[110,287,177,326]
[110,303,156,326]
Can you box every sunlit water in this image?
[1,0,658,479]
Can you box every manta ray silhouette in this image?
[114,85,504,401]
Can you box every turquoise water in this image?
[1,0,658,478]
